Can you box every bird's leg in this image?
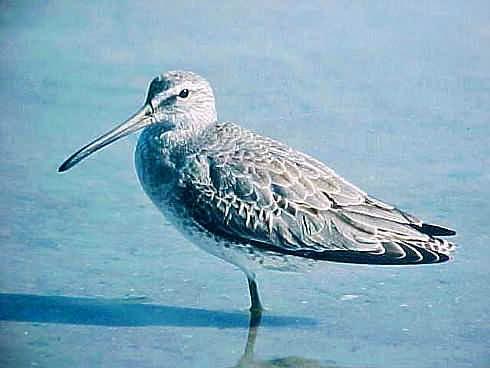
[247,276,263,314]
[240,306,263,363]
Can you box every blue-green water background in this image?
[1,1,489,367]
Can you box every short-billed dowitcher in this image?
[59,71,456,312]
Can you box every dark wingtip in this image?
[412,223,456,237]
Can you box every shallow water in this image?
[1,1,489,367]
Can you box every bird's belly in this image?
[162,201,316,276]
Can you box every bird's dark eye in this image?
[178,89,189,98]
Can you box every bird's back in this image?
[177,122,455,265]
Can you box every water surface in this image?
[1,1,489,367]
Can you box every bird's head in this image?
[146,71,217,131]
[58,71,217,172]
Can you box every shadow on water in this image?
[0,293,370,367]
[0,293,372,368]
[0,293,315,329]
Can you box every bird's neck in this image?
[135,121,216,209]
[164,121,218,161]
[136,121,216,171]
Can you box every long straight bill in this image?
[58,104,153,172]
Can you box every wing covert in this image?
[179,122,455,264]
[181,123,373,251]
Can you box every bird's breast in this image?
[135,126,183,212]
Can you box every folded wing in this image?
[181,123,455,265]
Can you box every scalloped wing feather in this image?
[181,123,455,265]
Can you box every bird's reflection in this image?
[232,311,359,368]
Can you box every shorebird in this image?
[59,71,456,313]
